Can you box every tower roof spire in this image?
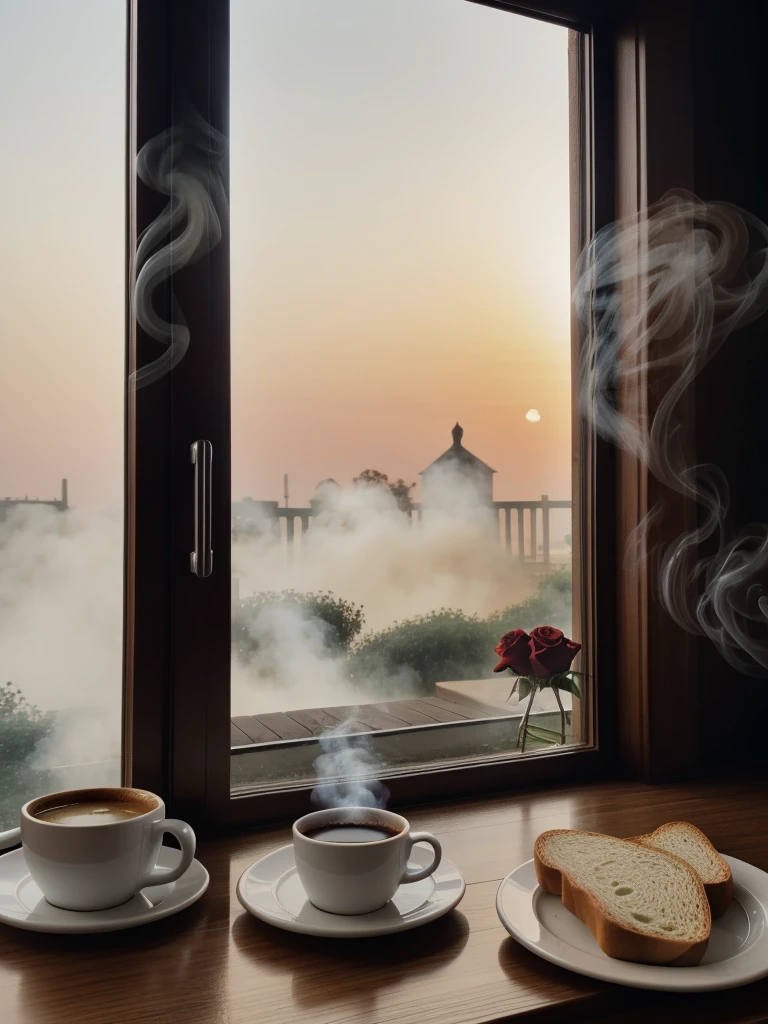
[420,422,496,476]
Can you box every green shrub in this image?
[0,683,54,766]
[229,569,572,701]
[350,609,500,695]
[349,567,573,695]
[487,565,573,635]
[232,590,365,660]
[0,682,56,830]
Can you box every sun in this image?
[525,409,541,423]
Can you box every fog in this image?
[234,475,537,632]
[0,503,122,773]
[0,467,568,772]
[231,469,553,715]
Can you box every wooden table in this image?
[2,778,768,1023]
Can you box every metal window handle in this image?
[190,440,213,577]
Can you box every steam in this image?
[310,716,390,810]
[130,108,227,389]
[574,190,768,674]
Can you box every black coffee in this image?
[305,822,401,843]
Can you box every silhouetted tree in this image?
[353,469,416,512]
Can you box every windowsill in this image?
[1,777,767,1023]
[231,707,576,791]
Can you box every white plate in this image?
[0,846,209,934]
[496,855,768,991]
[237,843,465,937]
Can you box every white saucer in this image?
[237,843,465,937]
[0,846,209,934]
[497,854,768,991]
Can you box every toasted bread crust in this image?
[534,829,710,966]
[629,821,734,919]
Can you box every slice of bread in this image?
[629,821,734,918]
[534,829,711,966]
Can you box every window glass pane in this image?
[230,0,580,792]
[0,0,125,831]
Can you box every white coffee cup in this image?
[293,806,442,915]
[20,787,196,912]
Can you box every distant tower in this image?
[60,478,69,510]
[310,478,341,511]
[420,423,495,507]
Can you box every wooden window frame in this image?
[124,0,697,832]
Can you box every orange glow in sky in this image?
[1,0,572,512]
[231,0,572,507]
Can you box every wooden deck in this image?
[230,693,511,746]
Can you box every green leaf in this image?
[517,677,534,701]
[525,725,562,739]
[552,674,582,699]
[523,725,562,745]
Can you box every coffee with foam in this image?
[34,798,150,825]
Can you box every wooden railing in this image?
[232,496,571,564]
[0,479,68,517]
[491,497,571,563]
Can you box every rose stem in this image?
[506,676,519,704]
[517,682,538,753]
[552,683,566,744]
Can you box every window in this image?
[0,0,126,832]
[226,0,590,806]
[0,0,703,836]
[3,0,636,836]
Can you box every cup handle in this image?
[137,819,196,890]
[400,831,442,883]
[0,827,21,853]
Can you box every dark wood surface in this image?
[2,778,768,1023]
[231,695,508,745]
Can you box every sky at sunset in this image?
[231,0,572,508]
[0,0,126,509]
[0,0,572,511]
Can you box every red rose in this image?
[493,629,533,675]
[528,626,581,678]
